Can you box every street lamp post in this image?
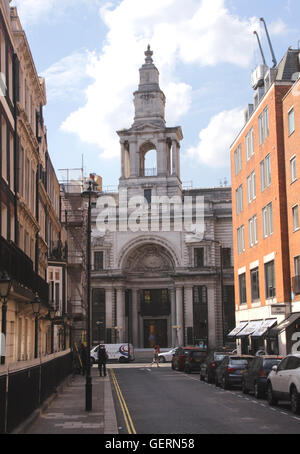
[81,180,97,412]
[32,293,41,359]
[0,272,12,365]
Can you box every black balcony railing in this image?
[293,276,300,295]
[48,240,68,262]
[0,236,49,305]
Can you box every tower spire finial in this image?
[145,44,153,64]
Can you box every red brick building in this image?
[230,48,300,356]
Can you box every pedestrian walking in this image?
[98,344,109,377]
[151,344,160,367]
[80,342,88,376]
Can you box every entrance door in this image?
[144,320,168,348]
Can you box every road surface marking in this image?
[110,370,136,435]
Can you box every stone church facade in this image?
[90,47,234,350]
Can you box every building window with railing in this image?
[259,106,269,145]
[290,156,297,183]
[239,273,247,305]
[94,251,104,271]
[251,267,260,302]
[265,260,276,300]
[245,127,254,161]
[262,202,273,238]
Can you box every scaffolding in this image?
[59,165,87,343]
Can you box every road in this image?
[108,363,300,435]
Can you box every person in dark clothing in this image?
[80,342,88,376]
[98,344,108,377]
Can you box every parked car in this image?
[171,347,206,372]
[90,343,135,363]
[200,352,231,383]
[184,350,208,374]
[242,356,283,398]
[158,348,178,363]
[267,354,300,414]
[215,355,254,389]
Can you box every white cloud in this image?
[41,51,95,101]
[268,19,289,36]
[11,0,100,24]
[187,108,244,167]
[58,0,259,159]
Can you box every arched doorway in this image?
[122,242,176,348]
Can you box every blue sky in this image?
[11,0,300,189]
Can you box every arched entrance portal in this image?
[122,243,175,348]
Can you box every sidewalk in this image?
[22,368,118,435]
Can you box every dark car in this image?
[184,350,207,374]
[215,355,254,389]
[200,352,231,383]
[171,347,206,372]
[242,355,283,398]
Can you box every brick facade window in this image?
[239,273,247,305]
[247,171,256,204]
[234,144,242,176]
[262,202,273,238]
[245,127,254,161]
[288,108,295,136]
[236,184,243,214]
[292,205,299,232]
[248,215,258,247]
[259,106,269,145]
[290,156,297,183]
[237,225,245,254]
[260,154,271,191]
[250,267,260,302]
[265,260,276,299]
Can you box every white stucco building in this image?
[90,47,235,350]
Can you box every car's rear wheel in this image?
[159,356,166,363]
[267,383,278,406]
[119,356,126,363]
[290,386,300,415]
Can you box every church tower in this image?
[118,46,183,199]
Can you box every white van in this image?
[90,344,135,363]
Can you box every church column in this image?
[171,140,177,176]
[176,286,184,346]
[170,288,176,347]
[207,286,217,350]
[116,288,125,343]
[184,285,194,344]
[130,140,138,177]
[120,142,126,178]
[131,288,139,347]
[157,139,167,177]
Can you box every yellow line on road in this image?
[110,369,137,435]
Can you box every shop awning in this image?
[251,319,277,338]
[236,320,264,338]
[227,322,248,338]
[269,313,300,336]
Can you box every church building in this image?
[90,47,234,350]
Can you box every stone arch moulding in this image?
[118,235,180,270]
